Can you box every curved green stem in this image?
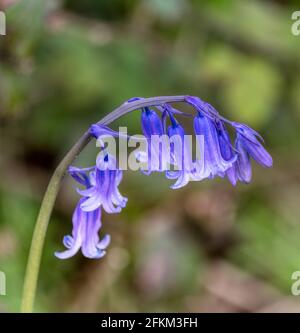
[20,132,91,313]
[20,96,185,313]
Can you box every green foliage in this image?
[200,44,281,126]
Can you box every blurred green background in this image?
[1,0,300,312]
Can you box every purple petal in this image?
[239,135,273,168]
[235,137,252,183]
[194,114,236,178]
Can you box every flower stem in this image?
[20,96,185,313]
[20,132,91,313]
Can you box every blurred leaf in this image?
[223,57,281,126]
[198,0,300,62]
[0,66,30,118]
[144,0,187,21]
[231,204,300,292]
[6,0,48,57]
[291,78,300,120]
[200,44,281,126]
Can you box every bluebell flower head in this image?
[216,120,238,186]
[137,103,192,177]
[234,135,252,183]
[186,96,235,181]
[55,126,127,259]
[141,107,164,138]
[185,96,272,185]
[78,125,127,213]
[55,167,110,259]
[232,122,273,168]
[78,154,127,213]
[138,106,168,174]
[57,95,273,260]
[193,111,236,180]
[165,109,195,189]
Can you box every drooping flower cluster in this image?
[56,95,272,259]
[55,155,127,259]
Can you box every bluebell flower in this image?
[55,167,110,259]
[141,107,164,138]
[138,106,169,174]
[231,122,273,183]
[55,125,127,259]
[193,111,236,180]
[78,153,127,213]
[80,125,128,213]
[58,95,273,260]
[216,120,238,186]
[186,96,272,185]
[165,110,196,189]
[137,101,194,176]
[186,96,236,181]
[234,136,252,183]
[232,122,273,168]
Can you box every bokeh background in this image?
[1,0,300,312]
